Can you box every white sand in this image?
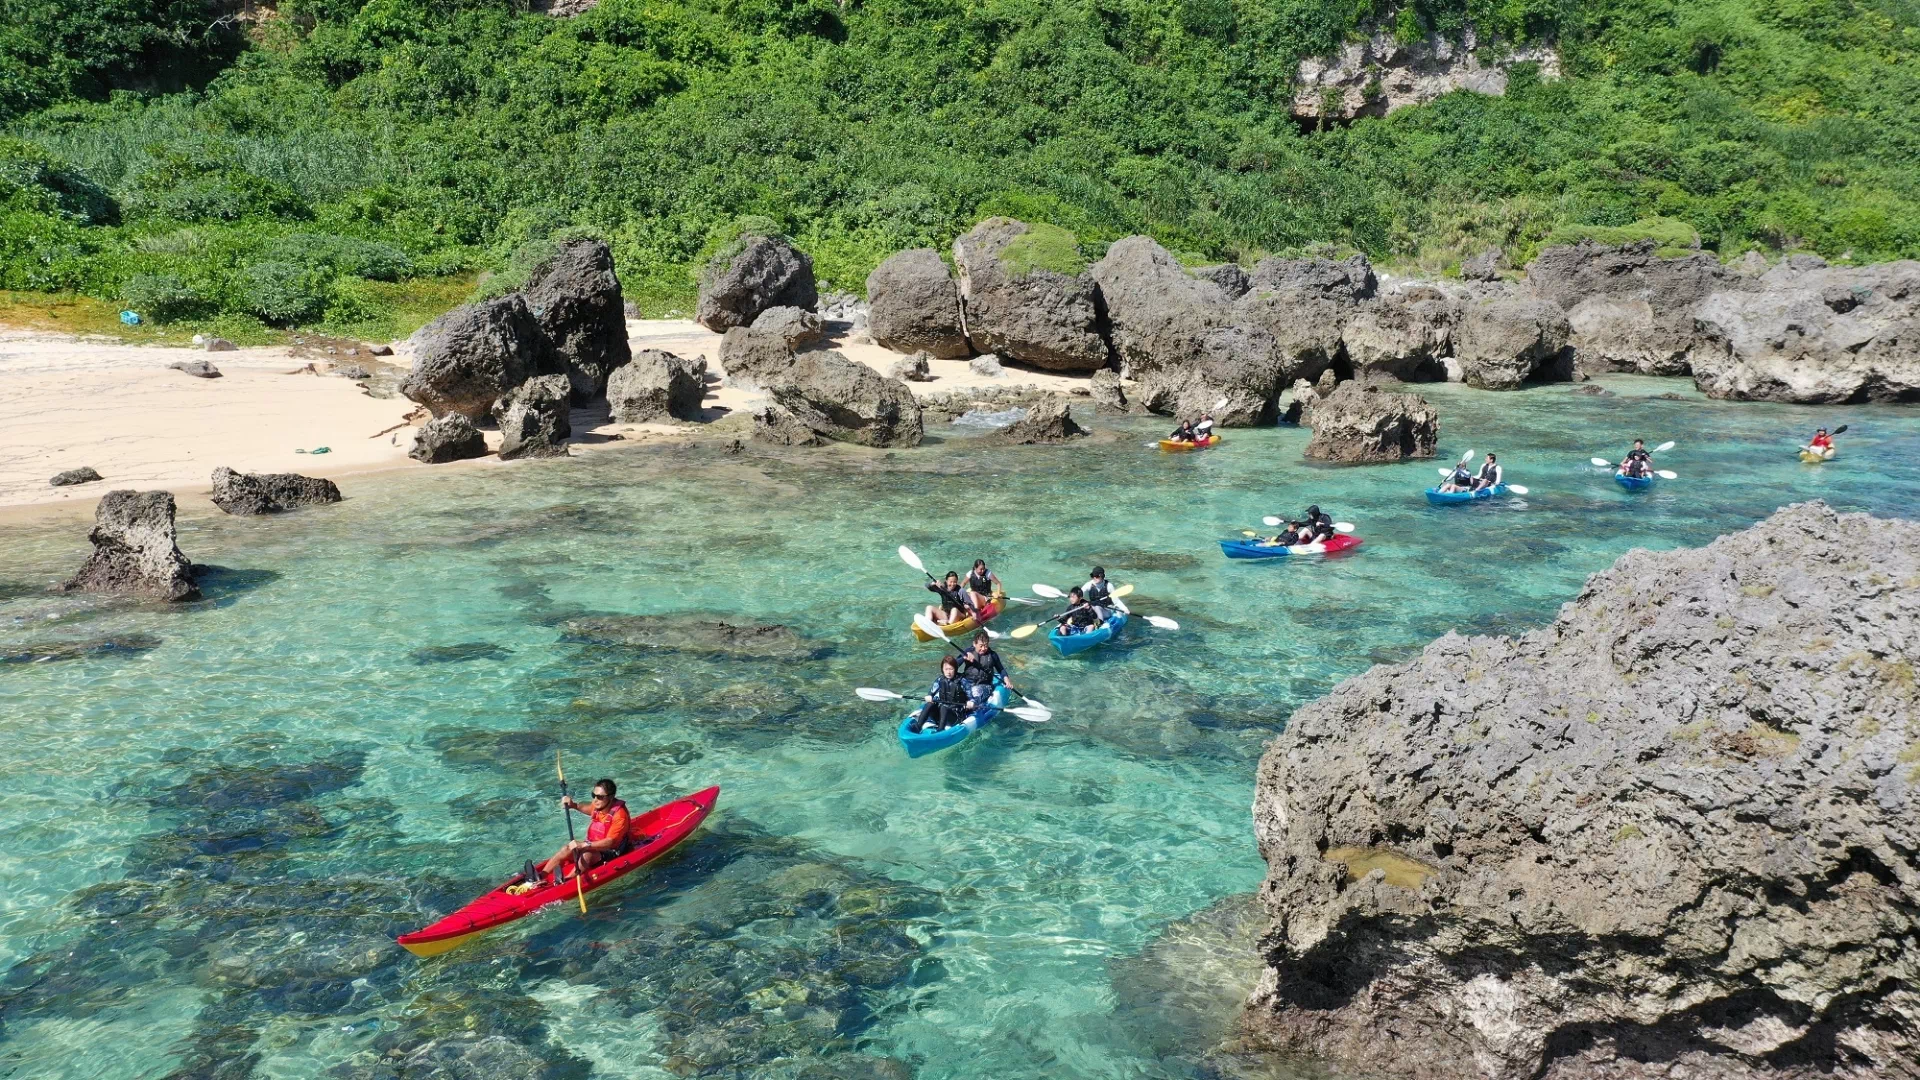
[0,319,1093,513]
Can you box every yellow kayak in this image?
[1158,434,1222,452]
[911,595,1004,642]
[1799,448,1835,463]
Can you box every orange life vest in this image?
[586,799,630,848]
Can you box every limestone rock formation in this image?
[761,350,924,448]
[607,349,705,422]
[522,237,630,402]
[1087,236,1244,376]
[986,395,1088,444]
[717,305,821,389]
[952,218,1109,372]
[695,234,817,332]
[401,295,553,418]
[888,351,934,382]
[1247,253,1377,300]
[50,467,102,487]
[1091,369,1128,412]
[1342,291,1456,381]
[209,467,342,515]
[59,490,199,601]
[866,248,969,358]
[751,404,825,447]
[495,373,571,459]
[1454,290,1574,389]
[408,414,488,464]
[1193,263,1252,299]
[1528,241,1744,376]
[1246,501,1920,1080]
[1461,248,1505,281]
[1686,258,1920,402]
[1300,381,1438,462]
[1132,323,1290,426]
[1291,24,1561,125]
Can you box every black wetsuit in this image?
[1170,424,1196,442]
[1623,449,1651,477]
[1446,467,1473,489]
[960,645,1008,704]
[927,579,969,614]
[1059,603,1103,634]
[1306,511,1334,541]
[913,674,972,733]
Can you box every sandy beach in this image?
[0,319,1088,515]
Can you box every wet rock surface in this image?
[1687,258,1920,402]
[1246,501,1920,1080]
[761,350,925,448]
[559,613,831,661]
[1301,382,1438,462]
[210,466,343,515]
[59,489,199,601]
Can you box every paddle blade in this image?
[1032,583,1066,599]
[1833,424,1849,436]
[1459,448,1475,464]
[1010,624,1040,639]
[1262,516,1282,526]
[1507,484,1529,495]
[1333,522,1355,533]
[1005,595,1044,606]
[912,613,950,640]
[1144,615,1180,630]
[1590,457,1613,467]
[1016,695,1048,712]
[1439,468,1453,477]
[1241,530,1260,537]
[1005,707,1051,723]
[856,687,905,702]
[1654,441,1675,453]
[897,545,926,574]
[555,750,565,784]
[1110,583,1135,598]
[1656,469,1678,480]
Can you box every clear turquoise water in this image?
[1,376,1917,1079]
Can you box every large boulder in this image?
[607,349,706,422]
[494,373,571,459]
[986,395,1088,444]
[209,467,342,515]
[408,414,487,464]
[1300,381,1438,462]
[751,404,825,447]
[1229,253,1376,389]
[717,305,822,389]
[59,490,199,601]
[1087,236,1241,377]
[1342,290,1457,381]
[522,237,631,402]
[1132,323,1290,426]
[1090,369,1128,412]
[1454,289,1574,389]
[761,351,924,448]
[401,295,554,418]
[951,218,1110,372]
[1248,253,1377,300]
[1527,240,1744,375]
[1246,501,1920,1080]
[866,248,968,358]
[1685,259,1920,402]
[695,234,817,332]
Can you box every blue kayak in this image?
[1049,611,1126,657]
[897,679,1008,758]
[1614,472,1654,491]
[1219,534,1363,560]
[1426,484,1509,506]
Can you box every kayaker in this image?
[923,570,974,626]
[1194,413,1216,441]
[1082,566,1115,615]
[1169,419,1198,443]
[1437,462,1474,493]
[1056,586,1104,635]
[964,559,1001,611]
[1809,427,1834,455]
[909,654,972,733]
[959,630,1011,707]
[1619,440,1652,478]
[1263,521,1305,546]
[1303,505,1335,542]
[531,779,630,885]
[1472,453,1503,491]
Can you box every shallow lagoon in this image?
[2,377,1917,1078]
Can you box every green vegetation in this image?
[4,0,1918,334]
[998,222,1090,278]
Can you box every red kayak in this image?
[397,785,718,957]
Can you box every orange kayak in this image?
[1158,434,1221,452]
[911,595,1003,641]
[396,786,717,957]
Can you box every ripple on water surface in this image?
[1,378,1917,1078]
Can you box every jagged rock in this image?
[210,467,342,515]
[1300,381,1438,462]
[1734,250,1770,277]
[50,467,102,487]
[59,490,198,601]
[1342,292,1457,381]
[1314,367,1339,395]
[1232,269,1356,392]
[1248,253,1377,300]
[1686,260,1920,402]
[607,349,705,422]
[1454,289,1574,389]
[494,373,571,459]
[754,304,823,347]
[1528,241,1745,376]
[1193,263,1251,299]
[716,305,822,390]
[695,234,817,332]
[867,248,968,358]
[169,359,221,378]
[1280,377,1319,424]
[916,383,1054,423]
[203,338,237,352]
[1246,501,1920,1080]
[408,414,488,464]
[401,295,554,418]
[751,404,825,446]
[522,237,631,402]
[1461,247,1504,281]
[1091,369,1127,412]
[560,613,829,661]
[1292,24,1561,123]
[986,395,1088,444]
[952,218,1109,371]
[887,351,934,382]
[761,351,924,448]
[1133,323,1291,426]
[815,290,867,322]
[1087,236,1247,378]
[970,353,1004,377]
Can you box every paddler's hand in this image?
[560,796,578,811]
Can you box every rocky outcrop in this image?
[607,349,705,422]
[401,295,554,418]
[986,395,1088,444]
[1528,241,1744,376]
[888,351,933,382]
[751,404,825,446]
[761,351,924,448]
[1462,248,1505,281]
[717,305,821,389]
[1246,501,1920,1080]
[1232,255,1377,391]
[866,248,969,358]
[1686,258,1920,402]
[522,237,630,402]
[495,373,571,459]
[1300,381,1438,462]
[695,234,817,332]
[1454,290,1573,389]
[1342,290,1456,381]
[1091,369,1128,412]
[1194,263,1251,299]
[50,467,102,487]
[1132,324,1290,426]
[59,490,199,601]
[1291,23,1561,125]
[408,414,488,463]
[1248,254,1377,300]
[952,218,1109,371]
[209,467,342,515]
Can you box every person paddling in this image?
[1056,586,1104,635]
[1471,452,1503,491]
[923,570,973,626]
[958,630,1011,708]
[1194,413,1216,442]
[1262,520,1306,546]
[1618,439,1653,478]
[1808,427,1834,456]
[909,654,972,734]
[1082,566,1115,615]
[1437,461,1474,493]
[529,779,630,886]
[964,559,1001,612]
[1169,419,1198,443]
[1302,505,1335,542]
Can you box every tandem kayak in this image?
[1050,611,1126,656]
[396,786,718,957]
[1158,435,1221,452]
[911,596,1004,642]
[1219,534,1363,560]
[1426,484,1509,506]
[1799,448,1836,463]
[1614,472,1654,491]
[897,679,1008,758]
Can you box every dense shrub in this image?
[261,233,412,281]
[239,260,327,324]
[119,271,202,321]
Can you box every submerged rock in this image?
[1301,382,1438,462]
[409,642,513,665]
[2,632,162,664]
[59,490,199,601]
[986,394,1088,444]
[560,614,830,661]
[210,467,342,515]
[1246,501,1920,1080]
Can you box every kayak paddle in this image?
[854,685,1051,723]
[898,545,938,585]
[1260,516,1354,533]
[555,752,587,915]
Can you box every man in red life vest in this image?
[534,778,629,885]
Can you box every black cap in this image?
[1306,505,1320,516]
[1090,566,1105,578]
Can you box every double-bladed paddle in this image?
[1797,423,1847,455]
[1011,582,1178,638]
[909,614,1052,719]
[555,752,587,915]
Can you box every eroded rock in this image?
[695,234,817,332]
[1300,381,1438,462]
[401,295,554,419]
[494,373,571,460]
[50,467,102,487]
[952,218,1109,372]
[210,467,342,515]
[1454,289,1574,389]
[1686,259,1920,402]
[986,395,1088,444]
[408,414,487,464]
[867,247,968,358]
[762,351,924,448]
[607,349,706,422]
[59,490,199,601]
[522,236,630,402]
